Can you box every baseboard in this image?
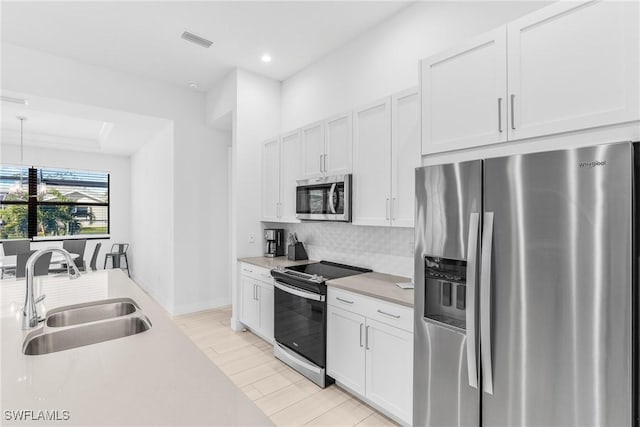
[172,296,231,316]
[230,316,244,332]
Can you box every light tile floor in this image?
[174,307,399,427]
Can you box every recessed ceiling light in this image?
[181,31,213,48]
[188,82,199,90]
[261,54,272,63]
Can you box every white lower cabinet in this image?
[240,275,261,330]
[239,263,274,342]
[258,282,274,340]
[364,318,413,424]
[327,288,413,426]
[327,305,366,395]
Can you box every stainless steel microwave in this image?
[296,174,351,222]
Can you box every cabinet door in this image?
[258,282,274,342]
[280,130,301,222]
[421,26,507,154]
[300,121,325,178]
[353,98,392,227]
[391,88,420,228]
[325,113,352,175]
[240,275,260,330]
[326,305,366,395]
[507,1,639,140]
[261,138,280,221]
[365,318,413,425]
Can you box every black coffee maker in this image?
[264,228,285,257]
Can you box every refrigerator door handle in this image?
[465,212,480,389]
[480,211,495,395]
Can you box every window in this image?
[0,166,109,240]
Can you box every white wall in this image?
[1,43,229,314]
[216,69,280,329]
[281,1,549,131]
[130,123,174,309]
[172,124,230,314]
[234,69,281,259]
[205,71,237,128]
[0,144,130,269]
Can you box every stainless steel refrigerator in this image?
[414,141,637,427]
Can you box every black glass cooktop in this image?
[286,261,371,280]
[271,261,371,294]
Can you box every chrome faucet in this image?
[22,248,81,330]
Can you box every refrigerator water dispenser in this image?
[424,256,467,330]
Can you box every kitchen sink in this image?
[46,298,138,327]
[23,315,152,356]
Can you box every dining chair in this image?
[2,240,30,278]
[89,242,102,271]
[62,239,87,271]
[16,250,52,278]
[104,243,130,277]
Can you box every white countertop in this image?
[327,272,414,307]
[238,256,318,270]
[1,270,273,426]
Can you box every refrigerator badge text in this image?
[579,160,606,168]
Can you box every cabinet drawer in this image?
[327,288,368,317]
[239,263,273,284]
[365,299,413,333]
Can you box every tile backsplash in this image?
[264,222,414,279]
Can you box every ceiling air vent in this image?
[1,96,28,105]
[181,31,213,48]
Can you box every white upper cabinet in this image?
[353,98,392,227]
[421,0,639,155]
[325,113,352,176]
[279,130,301,222]
[301,116,353,179]
[354,89,421,228]
[391,88,420,228]
[507,0,639,140]
[261,132,302,223]
[261,137,280,221]
[421,27,507,154]
[301,121,325,178]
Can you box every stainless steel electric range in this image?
[271,261,371,388]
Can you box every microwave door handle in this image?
[328,183,336,214]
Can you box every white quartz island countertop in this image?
[1,270,274,426]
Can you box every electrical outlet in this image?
[249,234,255,244]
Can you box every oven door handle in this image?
[275,281,325,302]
